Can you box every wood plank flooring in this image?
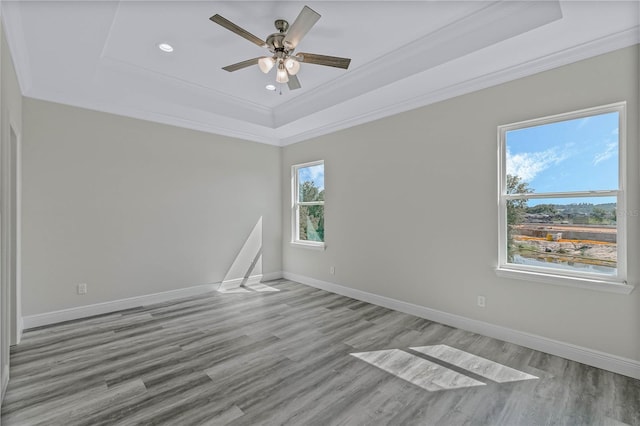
[1,279,639,425]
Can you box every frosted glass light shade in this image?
[276,65,289,83]
[258,57,275,73]
[284,58,300,75]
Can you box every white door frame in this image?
[9,124,20,346]
[1,120,21,404]
[0,11,6,401]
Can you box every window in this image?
[498,103,628,290]
[292,161,325,248]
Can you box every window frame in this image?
[291,160,326,250]
[497,102,631,293]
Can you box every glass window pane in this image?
[298,165,324,202]
[507,196,617,275]
[299,205,324,242]
[506,111,619,193]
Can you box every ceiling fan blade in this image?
[287,74,302,90]
[299,53,351,69]
[222,57,261,72]
[210,14,267,48]
[283,6,321,50]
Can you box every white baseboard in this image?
[20,270,638,378]
[262,271,284,282]
[283,272,640,380]
[1,364,9,403]
[22,282,220,329]
[21,271,283,330]
[220,274,263,291]
[16,316,23,345]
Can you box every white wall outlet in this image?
[329,266,335,275]
[477,295,486,308]
[77,283,87,295]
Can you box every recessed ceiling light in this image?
[158,43,174,53]
[265,84,276,91]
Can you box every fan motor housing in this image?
[266,32,287,53]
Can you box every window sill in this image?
[495,267,634,294]
[290,241,326,251]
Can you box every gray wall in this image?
[282,46,640,362]
[21,99,281,315]
[15,41,640,363]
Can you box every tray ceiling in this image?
[2,1,639,145]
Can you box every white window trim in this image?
[496,102,632,293]
[291,160,326,250]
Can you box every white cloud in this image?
[301,165,325,189]
[593,142,617,165]
[308,165,324,181]
[611,128,619,136]
[507,148,569,182]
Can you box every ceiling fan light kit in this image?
[276,64,289,83]
[284,57,300,75]
[210,5,351,91]
[258,57,275,73]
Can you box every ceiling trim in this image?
[20,25,640,148]
[278,26,640,146]
[99,0,276,128]
[273,0,562,128]
[3,1,639,147]
[24,88,281,146]
[97,56,275,127]
[98,0,274,128]
[1,5,32,95]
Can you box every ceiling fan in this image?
[210,5,351,91]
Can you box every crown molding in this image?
[1,3,32,94]
[3,0,638,147]
[100,0,276,128]
[96,55,275,128]
[278,27,639,146]
[12,27,640,148]
[19,25,640,148]
[24,89,282,146]
[273,0,562,128]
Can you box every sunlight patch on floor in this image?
[351,349,485,391]
[351,345,538,391]
[410,345,538,383]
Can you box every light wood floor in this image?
[1,279,639,425]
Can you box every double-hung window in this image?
[497,102,629,291]
[292,160,325,248]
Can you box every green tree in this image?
[300,181,322,202]
[526,204,557,215]
[591,207,606,223]
[506,174,533,225]
[299,181,324,242]
[506,174,534,260]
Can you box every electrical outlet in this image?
[477,295,486,308]
[329,266,335,275]
[77,283,87,295]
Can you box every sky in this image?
[298,164,324,191]
[506,111,618,206]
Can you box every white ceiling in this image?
[2,1,639,146]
